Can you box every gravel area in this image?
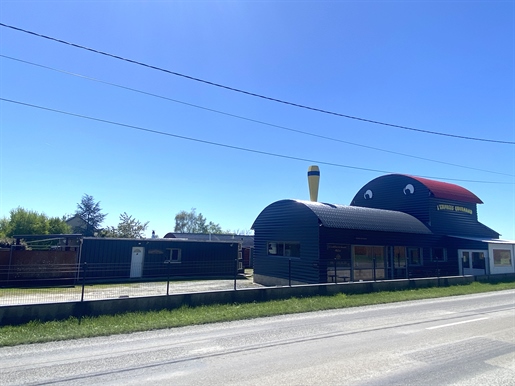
[0,275,265,306]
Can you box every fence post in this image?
[436,259,440,286]
[289,258,292,287]
[373,257,376,281]
[81,262,87,302]
[78,262,87,326]
[164,260,171,296]
[234,256,238,291]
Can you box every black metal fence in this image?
[0,257,457,307]
[0,259,252,306]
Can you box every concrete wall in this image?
[0,275,479,326]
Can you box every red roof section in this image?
[408,175,483,204]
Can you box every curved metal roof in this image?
[404,175,483,204]
[295,200,432,234]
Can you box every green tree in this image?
[0,207,70,237]
[206,221,223,234]
[102,212,149,238]
[174,208,223,234]
[0,217,9,238]
[3,207,48,235]
[75,194,107,236]
[48,216,72,234]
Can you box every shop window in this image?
[268,242,300,257]
[431,248,447,262]
[168,248,182,263]
[407,247,422,266]
[493,249,512,267]
[353,245,385,280]
[327,244,352,267]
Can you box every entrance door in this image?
[388,246,408,279]
[460,250,486,276]
[130,247,145,278]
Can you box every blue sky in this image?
[0,1,514,239]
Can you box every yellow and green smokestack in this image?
[307,165,320,202]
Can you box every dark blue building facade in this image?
[252,174,514,285]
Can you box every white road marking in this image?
[426,317,489,330]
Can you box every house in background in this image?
[65,214,88,235]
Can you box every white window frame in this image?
[488,244,514,274]
[168,248,182,263]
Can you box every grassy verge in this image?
[1,281,514,347]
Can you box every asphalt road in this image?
[1,290,514,385]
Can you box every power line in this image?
[1,22,514,146]
[1,97,513,185]
[1,54,512,178]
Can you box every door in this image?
[130,247,145,278]
[392,246,408,279]
[460,250,486,276]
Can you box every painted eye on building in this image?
[364,189,373,199]
[404,184,415,195]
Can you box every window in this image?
[353,245,385,280]
[268,242,300,257]
[393,246,406,268]
[327,244,351,267]
[407,247,422,266]
[285,243,300,257]
[431,248,447,262]
[353,246,384,268]
[472,252,486,270]
[168,248,182,263]
[493,249,512,267]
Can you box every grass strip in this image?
[1,280,514,347]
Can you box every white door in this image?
[130,247,145,278]
[460,250,486,276]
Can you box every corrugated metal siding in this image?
[351,174,432,225]
[252,196,484,283]
[428,198,499,238]
[253,199,432,284]
[301,200,431,234]
[252,200,321,284]
[320,228,435,250]
[80,238,133,279]
[351,174,499,238]
[80,238,238,280]
[143,240,237,278]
